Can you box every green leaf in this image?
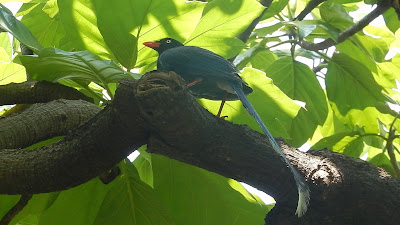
[92,0,138,70]
[233,39,270,69]
[319,2,353,30]
[19,47,133,88]
[0,5,42,51]
[327,53,387,114]
[152,154,270,225]
[132,146,154,187]
[0,32,11,63]
[34,179,111,225]
[326,53,387,132]
[135,0,205,69]
[284,20,318,39]
[336,38,377,72]
[255,22,283,37]
[250,49,278,71]
[261,0,289,20]
[93,160,176,225]
[265,57,328,146]
[383,8,400,33]
[19,2,64,48]
[369,152,397,176]
[311,131,364,157]
[0,61,26,85]
[186,0,264,58]
[57,0,111,59]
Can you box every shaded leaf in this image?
[152,154,269,225]
[327,53,386,114]
[265,57,328,146]
[19,47,135,88]
[93,160,176,225]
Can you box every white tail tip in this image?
[295,188,310,217]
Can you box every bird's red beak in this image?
[143,41,160,49]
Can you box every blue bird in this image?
[143,38,310,217]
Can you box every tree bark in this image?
[0,71,399,225]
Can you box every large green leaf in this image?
[18,2,64,48]
[19,47,135,89]
[93,0,204,70]
[57,0,111,59]
[0,32,11,63]
[311,131,360,152]
[0,60,26,85]
[152,154,270,225]
[319,1,353,30]
[265,57,328,146]
[32,179,111,225]
[261,0,289,20]
[0,4,42,51]
[186,0,265,57]
[135,0,205,70]
[93,160,176,225]
[326,53,387,132]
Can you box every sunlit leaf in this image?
[187,0,265,57]
[0,32,11,63]
[0,5,42,51]
[0,61,26,85]
[57,0,111,59]
[19,2,64,47]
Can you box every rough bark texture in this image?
[0,99,100,149]
[0,72,399,225]
[0,81,92,105]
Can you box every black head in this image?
[143,38,184,54]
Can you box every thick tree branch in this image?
[299,0,392,51]
[0,99,101,149]
[0,72,399,224]
[0,81,92,105]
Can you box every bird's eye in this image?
[166,39,171,44]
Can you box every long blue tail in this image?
[230,82,310,217]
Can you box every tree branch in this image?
[0,72,399,224]
[299,0,392,51]
[296,0,326,21]
[0,195,32,225]
[0,99,101,149]
[0,81,92,105]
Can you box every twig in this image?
[299,0,391,51]
[296,0,327,21]
[0,195,32,225]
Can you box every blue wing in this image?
[158,46,246,85]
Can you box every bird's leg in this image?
[216,92,228,119]
[186,78,204,87]
[216,99,226,118]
